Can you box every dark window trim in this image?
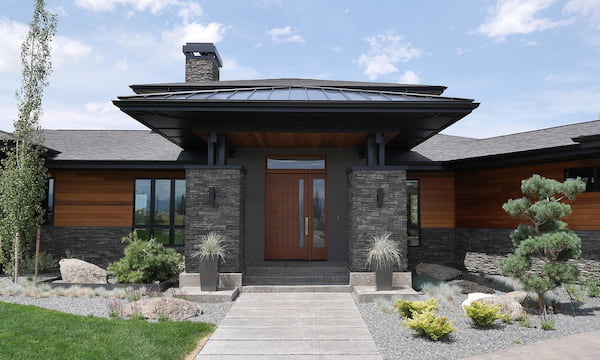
[44,177,55,225]
[406,179,420,247]
[133,178,185,246]
[565,167,599,192]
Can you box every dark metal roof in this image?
[130,78,447,95]
[121,85,466,102]
[114,85,478,150]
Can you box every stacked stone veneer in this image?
[40,226,131,268]
[185,58,219,82]
[347,169,407,272]
[185,167,246,273]
[408,228,463,270]
[457,228,600,278]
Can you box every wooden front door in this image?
[265,171,327,260]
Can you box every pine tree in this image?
[0,0,57,281]
[500,174,586,313]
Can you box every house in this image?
[15,43,600,282]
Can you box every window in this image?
[44,178,55,225]
[267,157,325,170]
[565,167,599,192]
[407,179,420,246]
[134,178,185,246]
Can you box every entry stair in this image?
[243,261,350,292]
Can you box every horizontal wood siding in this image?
[51,170,185,227]
[407,172,455,228]
[455,158,600,230]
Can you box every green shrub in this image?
[541,318,555,331]
[107,233,184,284]
[19,251,58,274]
[403,310,456,341]
[393,298,437,319]
[519,318,532,328]
[464,301,504,328]
[584,276,600,298]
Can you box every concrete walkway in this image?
[460,330,600,360]
[196,292,382,359]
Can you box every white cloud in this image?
[477,0,572,41]
[0,18,91,72]
[357,31,423,80]
[332,46,343,53]
[220,59,259,80]
[266,26,305,44]
[74,0,180,14]
[0,18,26,72]
[398,70,421,84]
[40,101,146,130]
[177,1,203,23]
[114,58,129,70]
[455,47,471,56]
[162,22,228,50]
[564,0,600,28]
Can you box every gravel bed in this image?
[0,294,233,325]
[357,291,600,360]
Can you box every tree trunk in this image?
[13,233,20,283]
[34,227,41,283]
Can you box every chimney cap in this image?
[182,42,222,67]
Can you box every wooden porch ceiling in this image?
[197,132,398,148]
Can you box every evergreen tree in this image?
[0,0,56,281]
[500,174,586,313]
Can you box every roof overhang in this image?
[113,86,478,150]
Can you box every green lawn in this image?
[0,301,214,360]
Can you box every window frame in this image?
[133,178,185,246]
[565,167,599,192]
[43,177,55,225]
[406,179,420,247]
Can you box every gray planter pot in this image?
[199,254,219,291]
[375,263,393,291]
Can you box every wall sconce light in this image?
[208,187,216,207]
[377,188,384,208]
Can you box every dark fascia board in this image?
[572,134,600,149]
[130,81,448,95]
[444,144,600,171]
[46,160,205,170]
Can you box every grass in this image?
[0,301,214,360]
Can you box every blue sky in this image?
[1,0,599,138]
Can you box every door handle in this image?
[304,216,309,236]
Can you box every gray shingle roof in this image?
[0,130,15,141]
[415,120,600,161]
[42,130,184,161]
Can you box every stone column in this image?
[185,167,246,273]
[347,169,407,272]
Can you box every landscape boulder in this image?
[59,258,107,284]
[415,263,462,281]
[453,280,495,294]
[121,297,202,320]
[461,292,494,309]
[477,295,527,320]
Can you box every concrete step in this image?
[245,267,349,276]
[242,285,351,293]
[244,275,349,285]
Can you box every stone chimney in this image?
[182,43,222,82]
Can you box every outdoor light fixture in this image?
[377,188,384,208]
[208,187,216,207]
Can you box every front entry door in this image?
[265,172,327,260]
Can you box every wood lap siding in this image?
[407,172,455,228]
[51,170,185,227]
[455,158,600,230]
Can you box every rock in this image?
[505,291,528,303]
[121,297,202,321]
[453,280,495,294]
[59,258,107,284]
[477,296,527,320]
[461,292,494,309]
[415,263,462,281]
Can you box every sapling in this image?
[500,174,586,315]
